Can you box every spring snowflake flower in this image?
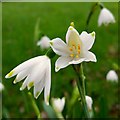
[0,82,4,92]
[98,8,115,26]
[52,97,65,112]
[37,36,50,49]
[5,55,51,105]
[85,96,93,111]
[50,26,97,72]
[106,70,118,82]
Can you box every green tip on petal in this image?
[46,95,50,105]
[70,22,74,28]
[20,87,23,91]
[35,91,40,99]
[91,32,95,37]
[69,26,74,30]
[49,41,53,46]
[5,70,14,78]
[55,66,59,72]
[28,81,34,88]
[13,79,17,84]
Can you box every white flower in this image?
[37,36,50,49]
[98,8,115,26]
[106,70,118,82]
[85,96,93,111]
[0,82,4,92]
[52,97,65,113]
[50,26,97,72]
[5,55,51,105]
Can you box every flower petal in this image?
[84,51,97,62]
[50,38,70,56]
[13,69,29,84]
[5,56,44,78]
[66,26,80,44]
[44,60,51,105]
[55,56,72,72]
[20,75,30,90]
[69,58,85,64]
[34,78,45,99]
[27,62,47,90]
[98,8,115,26]
[80,31,95,50]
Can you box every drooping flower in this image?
[85,95,93,111]
[50,26,97,72]
[37,35,50,49]
[52,97,65,113]
[5,55,51,105]
[106,70,118,82]
[0,82,4,92]
[98,8,115,26]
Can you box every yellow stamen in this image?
[69,48,73,51]
[70,54,74,57]
[78,44,80,50]
[76,55,79,58]
[78,50,80,54]
[72,44,76,49]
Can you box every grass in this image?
[2,2,119,118]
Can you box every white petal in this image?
[80,31,95,50]
[34,78,45,99]
[106,70,118,82]
[50,38,70,56]
[5,56,45,78]
[37,36,50,49]
[85,96,93,110]
[20,75,30,90]
[66,26,80,44]
[44,60,51,105]
[27,62,47,90]
[84,51,97,62]
[55,56,72,72]
[98,8,115,26]
[13,69,29,84]
[69,58,85,64]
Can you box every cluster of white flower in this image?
[5,26,97,105]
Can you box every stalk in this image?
[72,64,90,118]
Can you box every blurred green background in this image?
[2,2,119,118]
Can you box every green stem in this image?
[80,64,86,96]
[28,92,41,118]
[56,112,64,120]
[72,64,90,118]
[85,2,104,31]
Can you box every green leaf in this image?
[43,102,58,119]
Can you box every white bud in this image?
[98,8,115,26]
[37,36,50,49]
[106,70,118,82]
[52,97,65,112]
[85,96,93,111]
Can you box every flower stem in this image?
[56,112,64,120]
[72,64,90,118]
[85,2,104,31]
[28,92,41,118]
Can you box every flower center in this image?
[69,43,80,58]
